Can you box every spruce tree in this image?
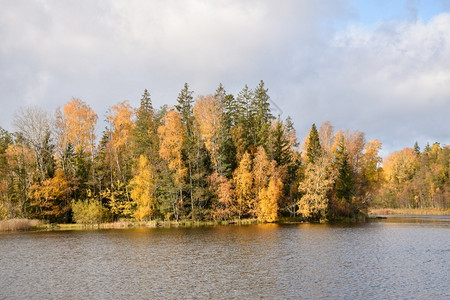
[335,137,354,202]
[424,142,431,153]
[175,83,194,137]
[215,84,237,177]
[0,127,12,173]
[42,131,56,179]
[414,141,421,156]
[251,80,274,148]
[62,142,75,177]
[307,123,321,164]
[267,118,290,167]
[214,83,226,103]
[235,84,254,150]
[133,89,157,159]
[175,83,212,219]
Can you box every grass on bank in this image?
[369,208,450,216]
[0,219,43,231]
[0,218,264,232]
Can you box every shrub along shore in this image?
[6,208,450,232]
[0,218,293,232]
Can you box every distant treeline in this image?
[0,81,448,223]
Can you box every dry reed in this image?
[0,219,41,231]
[369,208,450,216]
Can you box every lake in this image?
[0,216,449,299]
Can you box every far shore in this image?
[369,208,450,216]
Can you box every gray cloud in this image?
[0,0,448,154]
[286,13,450,153]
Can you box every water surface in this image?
[1,217,449,299]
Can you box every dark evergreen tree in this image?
[284,117,302,211]
[94,131,111,202]
[250,80,274,148]
[215,84,237,177]
[335,137,354,201]
[175,83,195,137]
[307,123,321,164]
[61,142,75,177]
[189,130,212,220]
[414,141,420,156]
[214,83,226,102]
[71,148,91,201]
[175,83,213,219]
[424,142,431,153]
[133,89,158,160]
[0,127,12,171]
[267,118,290,166]
[266,117,302,217]
[41,131,56,179]
[235,84,254,149]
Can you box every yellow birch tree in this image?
[158,109,187,219]
[130,155,157,221]
[298,155,335,221]
[58,98,97,154]
[193,95,222,171]
[233,151,253,219]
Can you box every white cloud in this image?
[282,13,450,152]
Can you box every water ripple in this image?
[0,220,449,299]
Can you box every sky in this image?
[1,0,449,155]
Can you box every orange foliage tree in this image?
[130,155,157,221]
[56,98,97,154]
[193,95,222,171]
[29,169,71,222]
[158,109,187,220]
[107,101,135,182]
[233,151,253,219]
[258,178,283,222]
[209,172,236,221]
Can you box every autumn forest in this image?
[0,81,448,224]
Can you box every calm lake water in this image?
[1,216,449,299]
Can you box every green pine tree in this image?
[307,123,321,164]
[270,118,291,166]
[251,80,274,148]
[414,141,421,156]
[133,89,158,160]
[335,136,354,202]
[235,84,254,151]
[215,84,237,178]
[175,83,195,138]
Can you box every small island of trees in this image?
[0,81,448,227]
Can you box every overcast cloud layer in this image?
[0,0,449,154]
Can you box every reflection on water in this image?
[376,214,450,224]
[0,217,449,299]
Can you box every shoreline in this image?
[2,209,449,232]
[368,208,450,216]
[0,217,312,232]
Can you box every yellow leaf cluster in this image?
[233,152,253,218]
[193,95,222,170]
[298,156,335,220]
[108,101,134,150]
[158,110,187,185]
[130,155,156,221]
[60,98,97,153]
[383,148,418,184]
[258,178,283,222]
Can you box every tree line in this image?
[0,81,448,223]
